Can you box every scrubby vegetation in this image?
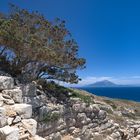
[0,4,85,84]
[70,90,94,104]
[103,99,117,109]
[43,112,60,123]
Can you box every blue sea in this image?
[79,87,140,102]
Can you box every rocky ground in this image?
[0,76,45,140]
[0,75,140,140]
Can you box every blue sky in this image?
[1,0,140,85]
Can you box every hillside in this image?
[0,75,140,140]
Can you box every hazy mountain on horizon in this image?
[83,80,139,87]
[86,80,117,87]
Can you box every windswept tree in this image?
[0,4,86,83]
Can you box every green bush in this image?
[70,90,94,105]
[103,99,117,109]
[43,112,60,123]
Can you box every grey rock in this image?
[98,110,106,120]
[100,122,113,130]
[72,103,86,113]
[52,132,62,140]
[38,105,48,120]
[0,107,7,128]
[7,117,14,125]
[4,99,15,105]
[13,116,21,124]
[0,125,19,140]
[23,96,43,109]
[11,104,32,119]
[77,113,89,126]
[0,76,14,90]
[136,135,140,139]
[91,104,100,115]
[0,94,4,107]
[21,119,37,136]
[21,83,36,97]
[69,127,76,133]
[2,88,23,103]
[2,94,11,99]
[111,132,121,139]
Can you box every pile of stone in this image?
[33,91,140,140]
[0,76,45,140]
[1,75,140,140]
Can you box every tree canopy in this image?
[0,4,86,83]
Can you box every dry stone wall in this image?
[0,76,45,140]
[1,75,140,140]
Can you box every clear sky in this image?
[1,0,140,85]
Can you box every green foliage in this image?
[0,4,85,83]
[37,79,70,94]
[70,90,94,104]
[43,112,60,123]
[103,99,117,109]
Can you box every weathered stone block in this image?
[2,88,23,103]
[21,119,37,136]
[11,104,32,119]
[0,76,14,90]
[21,83,36,97]
[0,126,19,140]
[0,107,7,128]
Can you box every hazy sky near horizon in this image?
[1,0,140,85]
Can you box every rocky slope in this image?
[0,76,45,140]
[0,75,140,140]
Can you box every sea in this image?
[78,87,140,102]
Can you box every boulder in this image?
[0,125,19,140]
[136,135,140,139]
[52,132,62,140]
[5,106,17,117]
[91,104,100,114]
[137,128,140,135]
[23,96,43,109]
[2,88,23,103]
[3,99,15,105]
[21,119,37,136]
[111,132,121,139]
[21,83,36,97]
[0,76,14,90]
[7,117,14,125]
[98,110,106,120]
[100,122,113,130]
[12,116,21,124]
[72,103,86,112]
[77,113,89,126]
[11,104,32,119]
[0,107,7,128]
[38,106,48,121]
[2,94,11,99]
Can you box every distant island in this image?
[85,80,136,87]
[87,80,117,87]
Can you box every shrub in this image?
[43,112,60,123]
[70,90,94,105]
[103,99,117,109]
